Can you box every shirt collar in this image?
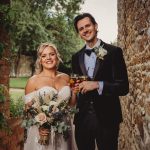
[86,39,101,49]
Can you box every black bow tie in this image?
[84,49,95,56]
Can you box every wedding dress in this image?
[23,86,77,150]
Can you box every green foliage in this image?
[0,84,8,103]
[47,14,84,62]
[0,113,7,129]
[0,113,11,134]
[10,97,24,117]
[9,89,24,101]
[3,0,84,64]
[7,0,49,52]
[0,0,85,76]
[0,93,6,103]
[0,43,4,59]
[0,3,10,27]
[0,85,10,132]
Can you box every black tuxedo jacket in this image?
[71,40,129,127]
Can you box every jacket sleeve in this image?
[102,47,129,96]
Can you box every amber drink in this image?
[79,75,88,82]
[70,74,79,88]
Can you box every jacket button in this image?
[90,101,93,104]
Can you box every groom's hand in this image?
[79,81,99,94]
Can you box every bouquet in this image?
[22,90,77,145]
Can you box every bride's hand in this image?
[71,80,80,94]
[39,127,49,136]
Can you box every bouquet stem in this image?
[38,133,50,145]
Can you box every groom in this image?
[71,13,129,150]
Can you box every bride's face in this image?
[40,46,58,70]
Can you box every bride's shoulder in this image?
[25,75,38,94]
[27,75,39,85]
[57,72,70,82]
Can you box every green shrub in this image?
[9,89,24,101]
[10,97,25,117]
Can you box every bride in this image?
[23,42,77,150]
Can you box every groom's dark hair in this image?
[73,13,97,33]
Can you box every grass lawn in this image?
[9,89,25,101]
[9,77,29,89]
[9,77,28,101]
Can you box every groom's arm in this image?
[72,49,129,96]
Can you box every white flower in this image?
[49,101,57,106]
[39,90,56,105]
[94,45,107,60]
[41,105,49,111]
[52,107,59,113]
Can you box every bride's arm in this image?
[69,91,77,107]
[24,76,37,110]
[25,76,37,94]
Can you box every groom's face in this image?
[76,17,98,42]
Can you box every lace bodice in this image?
[24,86,71,104]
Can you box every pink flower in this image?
[35,113,47,125]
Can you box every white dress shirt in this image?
[84,39,103,95]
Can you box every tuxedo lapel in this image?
[93,40,106,79]
[93,58,104,79]
[79,50,87,76]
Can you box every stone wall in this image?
[117,0,150,149]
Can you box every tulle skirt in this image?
[24,120,77,150]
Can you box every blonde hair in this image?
[35,42,62,74]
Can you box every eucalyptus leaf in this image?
[27,119,35,127]
[58,126,63,133]
[21,120,27,128]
